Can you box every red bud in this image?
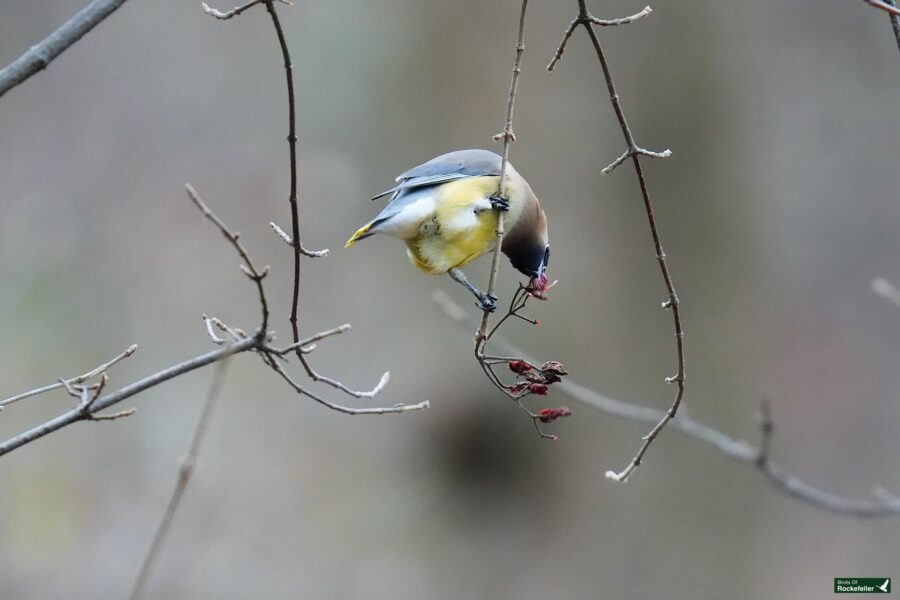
[510,382,528,395]
[536,406,572,423]
[528,383,549,396]
[507,360,532,374]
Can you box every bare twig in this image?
[186,184,270,336]
[205,0,406,411]
[269,221,293,245]
[204,0,305,343]
[202,314,228,345]
[269,222,329,257]
[129,359,230,600]
[547,5,652,72]
[0,0,132,99]
[290,357,392,399]
[474,0,529,350]
[1,0,427,474]
[435,291,900,517]
[267,324,351,355]
[465,0,567,440]
[601,146,672,175]
[89,408,136,421]
[1,344,137,409]
[0,337,260,457]
[264,358,428,415]
[256,0,307,351]
[588,5,653,26]
[201,0,290,20]
[548,0,682,482]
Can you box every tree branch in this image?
[547,5,652,71]
[263,358,429,415]
[260,0,308,353]
[128,359,231,600]
[185,183,270,336]
[475,0,529,349]
[0,0,131,99]
[0,344,137,409]
[435,291,900,517]
[548,1,681,482]
[0,337,259,457]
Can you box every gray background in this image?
[1,0,898,598]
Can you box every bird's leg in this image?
[488,193,510,212]
[449,268,497,312]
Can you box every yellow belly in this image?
[405,177,501,274]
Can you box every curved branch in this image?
[0,0,131,99]
[435,291,900,517]
[550,1,681,483]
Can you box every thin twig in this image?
[201,0,289,20]
[203,0,305,347]
[257,0,306,352]
[269,222,329,256]
[129,359,230,600]
[588,6,653,26]
[89,408,136,421]
[474,0,529,351]
[186,184,270,336]
[0,337,260,457]
[547,5,652,71]
[264,357,428,415]
[291,354,392,399]
[206,0,400,408]
[0,0,131,99]
[549,0,682,482]
[465,0,567,440]
[1,344,137,409]
[267,324,351,355]
[435,290,900,517]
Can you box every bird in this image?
[344,149,550,311]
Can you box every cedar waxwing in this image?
[345,149,550,311]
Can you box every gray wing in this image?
[368,149,502,201]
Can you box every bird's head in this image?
[502,192,551,296]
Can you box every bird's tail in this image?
[344,222,375,248]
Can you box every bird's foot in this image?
[489,194,510,212]
[476,292,498,313]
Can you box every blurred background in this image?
[1,0,899,598]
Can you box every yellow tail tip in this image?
[344,223,372,248]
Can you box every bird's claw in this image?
[476,293,498,313]
[489,194,510,212]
